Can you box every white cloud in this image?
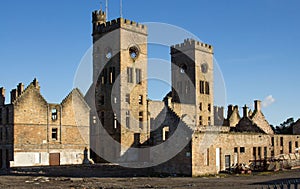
[262,95,275,108]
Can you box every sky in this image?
[0,0,300,126]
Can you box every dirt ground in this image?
[0,165,300,189]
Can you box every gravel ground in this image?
[0,165,299,189]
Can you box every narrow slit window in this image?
[200,81,204,94]
[126,111,130,128]
[205,81,210,95]
[127,67,133,83]
[136,68,142,84]
[109,67,115,84]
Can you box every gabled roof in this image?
[61,88,90,110]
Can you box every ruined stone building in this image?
[88,8,300,176]
[1,7,299,176]
[0,79,90,168]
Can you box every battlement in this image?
[93,17,147,35]
[171,38,213,54]
[92,10,106,22]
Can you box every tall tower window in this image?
[6,107,9,124]
[200,81,205,94]
[51,128,58,140]
[139,111,143,129]
[100,112,105,124]
[177,81,182,94]
[208,104,211,112]
[125,94,130,104]
[185,81,190,94]
[136,68,142,84]
[101,68,107,84]
[205,81,210,95]
[126,111,130,128]
[109,67,115,84]
[139,95,143,105]
[113,113,117,129]
[51,108,57,121]
[127,67,133,83]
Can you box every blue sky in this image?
[0,0,300,126]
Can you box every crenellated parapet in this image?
[171,38,213,54]
[93,17,147,35]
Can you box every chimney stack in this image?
[0,87,5,105]
[17,83,24,97]
[10,89,18,103]
[33,78,40,92]
[243,105,248,118]
[254,100,261,112]
[227,105,233,118]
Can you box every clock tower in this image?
[171,39,214,126]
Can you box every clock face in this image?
[129,46,139,60]
[105,48,112,60]
[201,63,208,73]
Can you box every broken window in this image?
[205,81,210,95]
[271,137,274,146]
[264,147,267,158]
[99,95,104,105]
[109,67,115,84]
[199,116,203,126]
[289,141,292,153]
[125,94,130,104]
[136,68,142,84]
[208,104,211,112]
[208,116,211,126]
[234,147,238,153]
[258,147,261,158]
[127,67,133,83]
[100,112,104,124]
[199,102,202,111]
[296,141,299,149]
[253,147,256,159]
[139,95,143,105]
[240,147,245,153]
[200,81,204,94]
[51,108,57,121]
[280,137,283,146]
[52,128,58,140]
